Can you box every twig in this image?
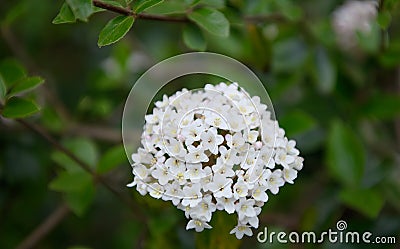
[17,119,147,223]
[92,0,188,22]
[92,0,289,24]
[16,203,70,249]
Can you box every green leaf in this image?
[100,0,125,7]
[65,182,95,216]
[361,94,400,120]
[326,120,365,187]
[98,16,135,47]
[188,8,230,37]
[64,138,99,168]
[1,97,40,118]
[194,0,225,9]
[97,145,127,173]
[379,41,400,67]
[384,0,400,9]
[49,171,92,192]
[3,1,27,25]
[183,25,207,51]
[377,11,391,29]
[51,137,98,172]
[41,106,64,132]
[0,59,26,87]
[66,0,93,22]
[272,38,308,72]
[278,1,302,21]
[280,110,317,137]
[9,76,44,96]
[145,0,188,14]
[53,2,76,24]
[340,188,384,218]
[356,22,380,53]
[134,0,164,13]
[313,47,336,94]
[52,152,81,173]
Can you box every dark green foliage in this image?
[1,0,400,248]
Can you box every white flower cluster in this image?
[332,0,378,50]
[128,82,303,239]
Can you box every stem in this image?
[16,203,70,249]
[92,0,188,22]
[92,0,288,24]
[17,119,147,223]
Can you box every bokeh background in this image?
[0,0,399,248]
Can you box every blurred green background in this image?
[0,0,399,248]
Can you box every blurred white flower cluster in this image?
[128,82,303,239]
[332,0,378,50]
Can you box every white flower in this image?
[131,148,153,165]
[192,195,216,222]
[291,156,304,171]
[332,0,378,50]
[212,160,235,178]
[132,164,149,180]
[151,166,174,185]
[200,166,213,191]
[241,215,260,229]
[237,99,255,115]
[182,183,203,207]
[200,128,224,154]
[235,198,257,220]
[275,149,295,168]
[257,147,274,167]
[204,112,229,129]
[233,180,249,199]
[230,223,253,239]
[277,137,299,156]
[181,121,203,144]
[165,158,185,173]
[219,146,239,165]
[251,185,269,202]
[144,108,163,124]
[166,138,186,158]
[163,181,183,205]
[283,167,298,184]
[216,197,236,214]
[129,82,303,239]
[226,133,245,148]
[185,163,206,183]
[245,130,259,143]
[208,173,233,198]
[241,149,258,170]
[136,181,148,196]
[148,183,164,199]
[155,94,169,108]
[267,169,284,194]
[185,146,208,163]
[228,113,246,132]
[186,219,212,232]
